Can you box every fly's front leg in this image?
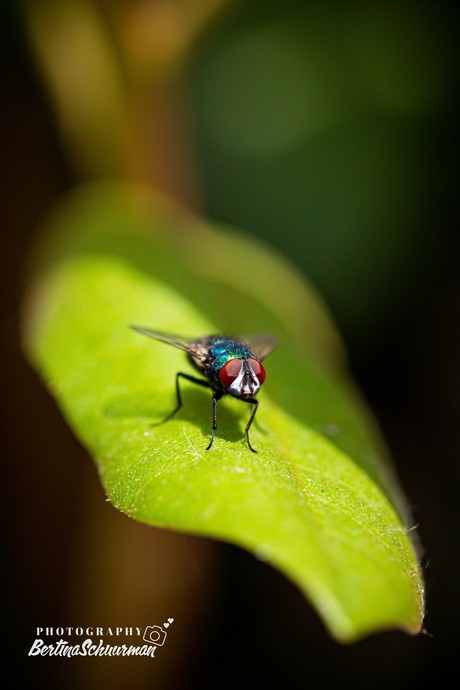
[151,372,212,427]
[243,397,259,453]
[205,390,224,451]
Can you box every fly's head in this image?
[219,358,266,399]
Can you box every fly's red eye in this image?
[219,358,242,387]
[248,358,266,384]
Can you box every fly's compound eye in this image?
[219,358,243,387]
[248,358,266,384]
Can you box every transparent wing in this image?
[130,326,203,360]
[241,333,278,361]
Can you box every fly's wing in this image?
[241,333,278,361]
[130,326,204,362]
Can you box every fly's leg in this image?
[205,390,224,451]
[151,372,212,427]
[243,397,259,453]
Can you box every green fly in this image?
[130,327,277,452]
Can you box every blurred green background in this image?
[193,0,457,355]
[1,0,458,687]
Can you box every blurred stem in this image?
[127,78,204,211]
[23,0,131,179]
[22,0,237,208]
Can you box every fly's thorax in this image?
[209,336,253,360]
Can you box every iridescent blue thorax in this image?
[189,335,255,388]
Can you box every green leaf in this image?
[22,182,424,642]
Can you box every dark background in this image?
[2,0,458,687]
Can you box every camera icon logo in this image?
[143,625,167,646]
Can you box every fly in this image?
[130,326,278,453]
